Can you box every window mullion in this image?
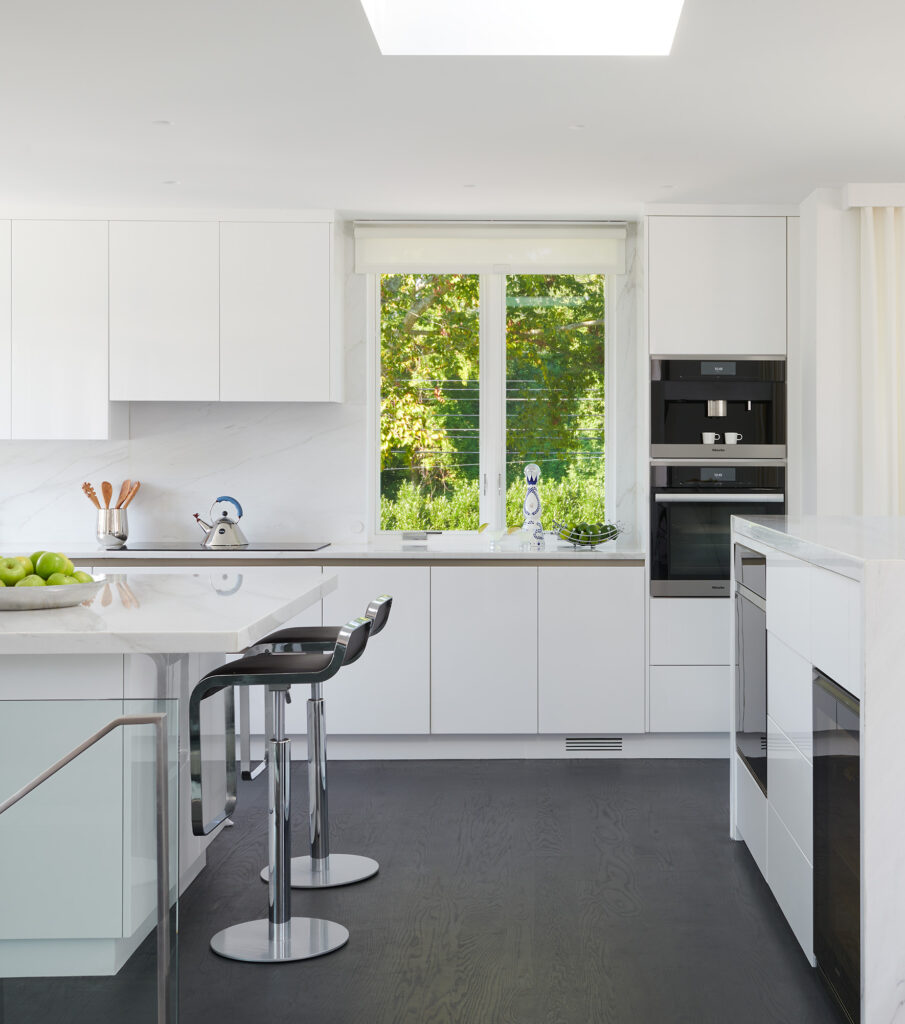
[479,273,506,529]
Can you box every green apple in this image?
[35,552,68,580]
[57,553,75,576]
[13,556,33,576]
[15,574,45,587]
[0,579,6,586]
[72,571,94,584]
[45,572,70,587]
[0,557,28,586]
[30,551,45,569]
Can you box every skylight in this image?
[359,0,685,56]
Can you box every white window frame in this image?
[366,271,615,537]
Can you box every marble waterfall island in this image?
[0,567,334,978]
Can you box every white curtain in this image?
[860,206,905,513]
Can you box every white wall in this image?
[0,222,642,549]
[797,188,860,515]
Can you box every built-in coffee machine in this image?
[650,358,786,459]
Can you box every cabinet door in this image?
[431,566,537,734]
[0,221,9,438]
[322,566,430,734]
[109,221,219,401]
[11,221,111,439]
[220,222,332,401]
[649,597,731,665]
[538,566,644,733]
[648,216,787,357]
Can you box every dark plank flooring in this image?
[1,759,841,1023]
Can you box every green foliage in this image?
[379,273,606,531]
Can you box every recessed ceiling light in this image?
[359,0,684,55]
[162,180,180,185]
[660,184,677,190]
[151,120,173,126]
[463,183,477,189]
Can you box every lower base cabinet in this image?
[538,566,644,733]
[649,665,728,732]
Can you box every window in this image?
[356,222,625,533]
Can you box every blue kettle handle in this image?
[215,496,243,519]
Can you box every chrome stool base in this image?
[261,852,380,888]
[210,917,349,963]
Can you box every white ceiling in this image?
[2,0,904,217]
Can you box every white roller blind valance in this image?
[353,221,626,274]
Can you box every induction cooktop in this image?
[115,541,331,552]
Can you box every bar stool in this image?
[189,615,371,963]
[255,594,393,889]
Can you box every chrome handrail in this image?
[0,713,173,1024]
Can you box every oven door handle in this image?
[653,493,785,503]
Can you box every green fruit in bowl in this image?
[0,557,28,586]
[72,571,94,583]
[13,556,33,575]
[35,552,68,579]
[15,575,45,587]
[45,572,70,587]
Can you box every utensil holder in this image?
[97,509,128,549]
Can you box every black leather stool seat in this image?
[203,650,334,680]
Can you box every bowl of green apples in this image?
[0,551,104,610]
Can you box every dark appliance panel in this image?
[813,671,861,1024]
[734,543,767,793]
[651,358,786,459]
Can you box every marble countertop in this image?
[732,515,905,580]
[41,534,646,564]
[0,567,334,655]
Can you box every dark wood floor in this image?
[2,759,841,1023]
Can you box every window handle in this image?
[483,473,487,497]
[497,473,502,496]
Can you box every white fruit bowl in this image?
[0,575,106,611]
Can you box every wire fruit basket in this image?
[553,521,623,550]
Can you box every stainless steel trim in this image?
[736,581,767,612]
[308,687,328,862]
[706,399,728,417]
[0,713,172,1024]
[653,493,785,503]
[650,580,732,597]
[651,444,787,459]
[814,671,860,714]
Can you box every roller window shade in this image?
[354,221,626,274]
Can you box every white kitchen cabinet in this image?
[649,665,729,732]
[537,566,644,734]
[767,633,812,759]
[321,565,430,734]
[767,714,812,863]
[648,216,787,357]
[11,221,119,439]
[736,752,767,878]
[109,221,220,401]
[649,597,731,665]
[220,222,335,402]
[0,221,10,438]
[767,804,814,964]
[766,551,811,661]
[431,566,537,734]
[809,565,862,700]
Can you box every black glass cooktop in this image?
[115,541,331,552]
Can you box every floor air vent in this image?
[565,737,623,752]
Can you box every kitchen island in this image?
[0,567,334,978]
[730,514,905,1024]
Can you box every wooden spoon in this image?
[82,482,101,509]
[101,481,113,509]
[115,479,132,509]
[121,481,141,508]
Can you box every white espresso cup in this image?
[701,432,721,444]
[724,432,744,444]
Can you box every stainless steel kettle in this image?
[193,496,249,549]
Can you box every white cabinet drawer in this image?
[649,598,730,665]
[736,753,767,879]
[766,551,811,659]
[767,633,813,759]
[809,565,862,701]
[767,716,812,862]
[767,803,814,964]
[649,665,728,732]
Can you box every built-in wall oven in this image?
[734,544,767,794]
[651,358,786,460]
[650,464,785,596]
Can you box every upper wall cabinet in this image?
[220,222,334,402]
[109,222,220,402]
[0,222,10,439]
[11,221,119,440]
[648,216,788,357]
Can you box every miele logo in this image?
[712,365,724,371]
[711,584,728,591]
